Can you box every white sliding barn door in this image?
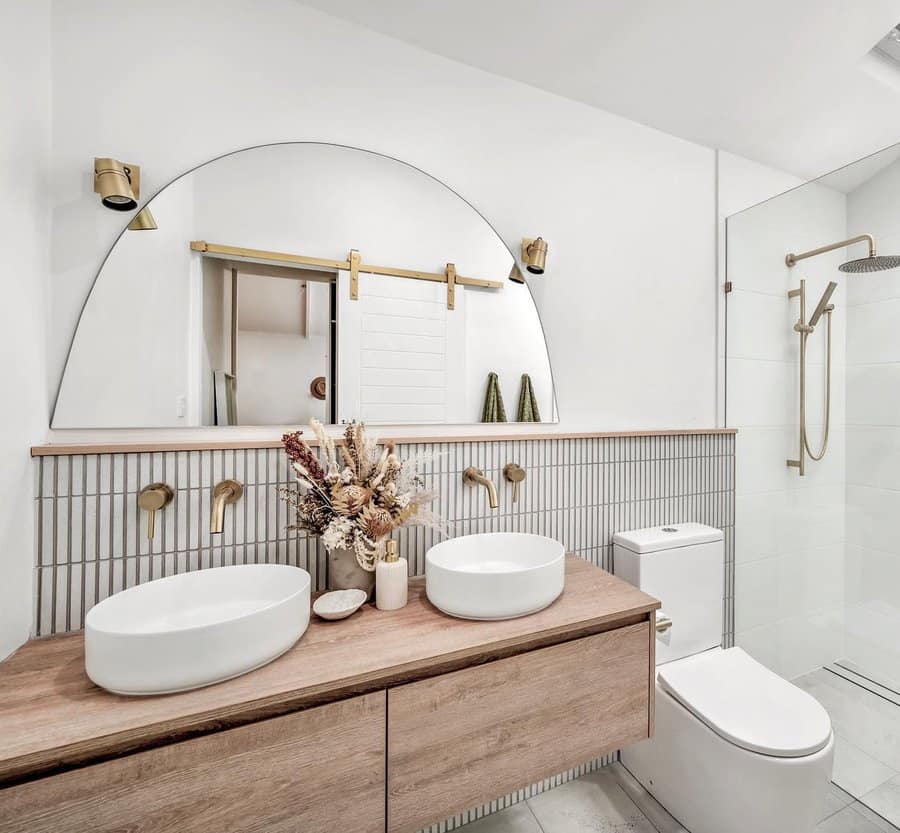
[336,271,466,424]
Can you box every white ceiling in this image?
[819,143,900,193]
[301,0,900,179]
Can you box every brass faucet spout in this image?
[463,466,499,510]
[210,480,243,534]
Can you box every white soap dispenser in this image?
[376,540,408,611]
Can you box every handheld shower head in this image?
[808,281,837,329]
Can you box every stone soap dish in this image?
[313,589,368,621]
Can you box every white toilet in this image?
[613,523,834,833]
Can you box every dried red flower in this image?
[281,431,325,483]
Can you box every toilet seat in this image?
[657,647,832,758]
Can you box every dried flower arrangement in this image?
[279,420,444,570]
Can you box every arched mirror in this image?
[53,143,557,427]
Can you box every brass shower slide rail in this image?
[786,278,835,476]
[189,240,504,310]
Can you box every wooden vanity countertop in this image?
[0,555,659,786]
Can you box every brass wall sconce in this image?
[93,157,140,211]
[127,207,157,231]
[521,237,548,274]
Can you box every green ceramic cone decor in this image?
[516,373,541,422]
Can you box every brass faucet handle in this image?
[503,463,526,503]
[138,483,173,540]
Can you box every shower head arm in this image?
[786,234,875,268]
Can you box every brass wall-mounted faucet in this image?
[463,467,498,510]
[138,483,173,539]
[211,480,243,534]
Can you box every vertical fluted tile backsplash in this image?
[33,432,735,640]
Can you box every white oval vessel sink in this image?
[85,564,311,695]
[425,533,565,620]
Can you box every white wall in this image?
[726,176,848,679]
[845,160,900,688]
[48,0,717,437]
[0,1,50,659]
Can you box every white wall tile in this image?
[847,426,900,489]
[847,299,900,365]
[846,484,900,554]
[776,544,844,618]
[847,365,900,427]
[735,557,779,632]
[727,289,796,363]
[727,359,795,428]
[844,544,900,608]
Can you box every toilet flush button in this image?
[661,526,678,532]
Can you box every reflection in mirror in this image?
[53,144,557,428]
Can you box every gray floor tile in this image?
[526,768,657,833]
[852,801,900,833]
[458,803,544,833]
[818,805,893,833]
[824,784,860,821]
[608,763,689,832]
[862,777,900,830]
[831,665,900,708]
[832,735,897,798]
[795,671,900,772]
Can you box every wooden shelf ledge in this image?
[31,427,736,457]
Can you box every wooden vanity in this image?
[0,556,659,833]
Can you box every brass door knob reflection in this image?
[138,483,173,540]
[310,376,327,401]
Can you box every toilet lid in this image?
[657,648,832,758]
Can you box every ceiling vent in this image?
[873,23,900,66]
[861,23,900,92]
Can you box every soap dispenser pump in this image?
[376,540,408,611]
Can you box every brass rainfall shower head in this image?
[786,233,900,273]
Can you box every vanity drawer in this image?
[0,691,385,833]
[386,621,652,833]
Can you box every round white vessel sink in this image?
[85,564,311,695]
[425,533,565,620]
